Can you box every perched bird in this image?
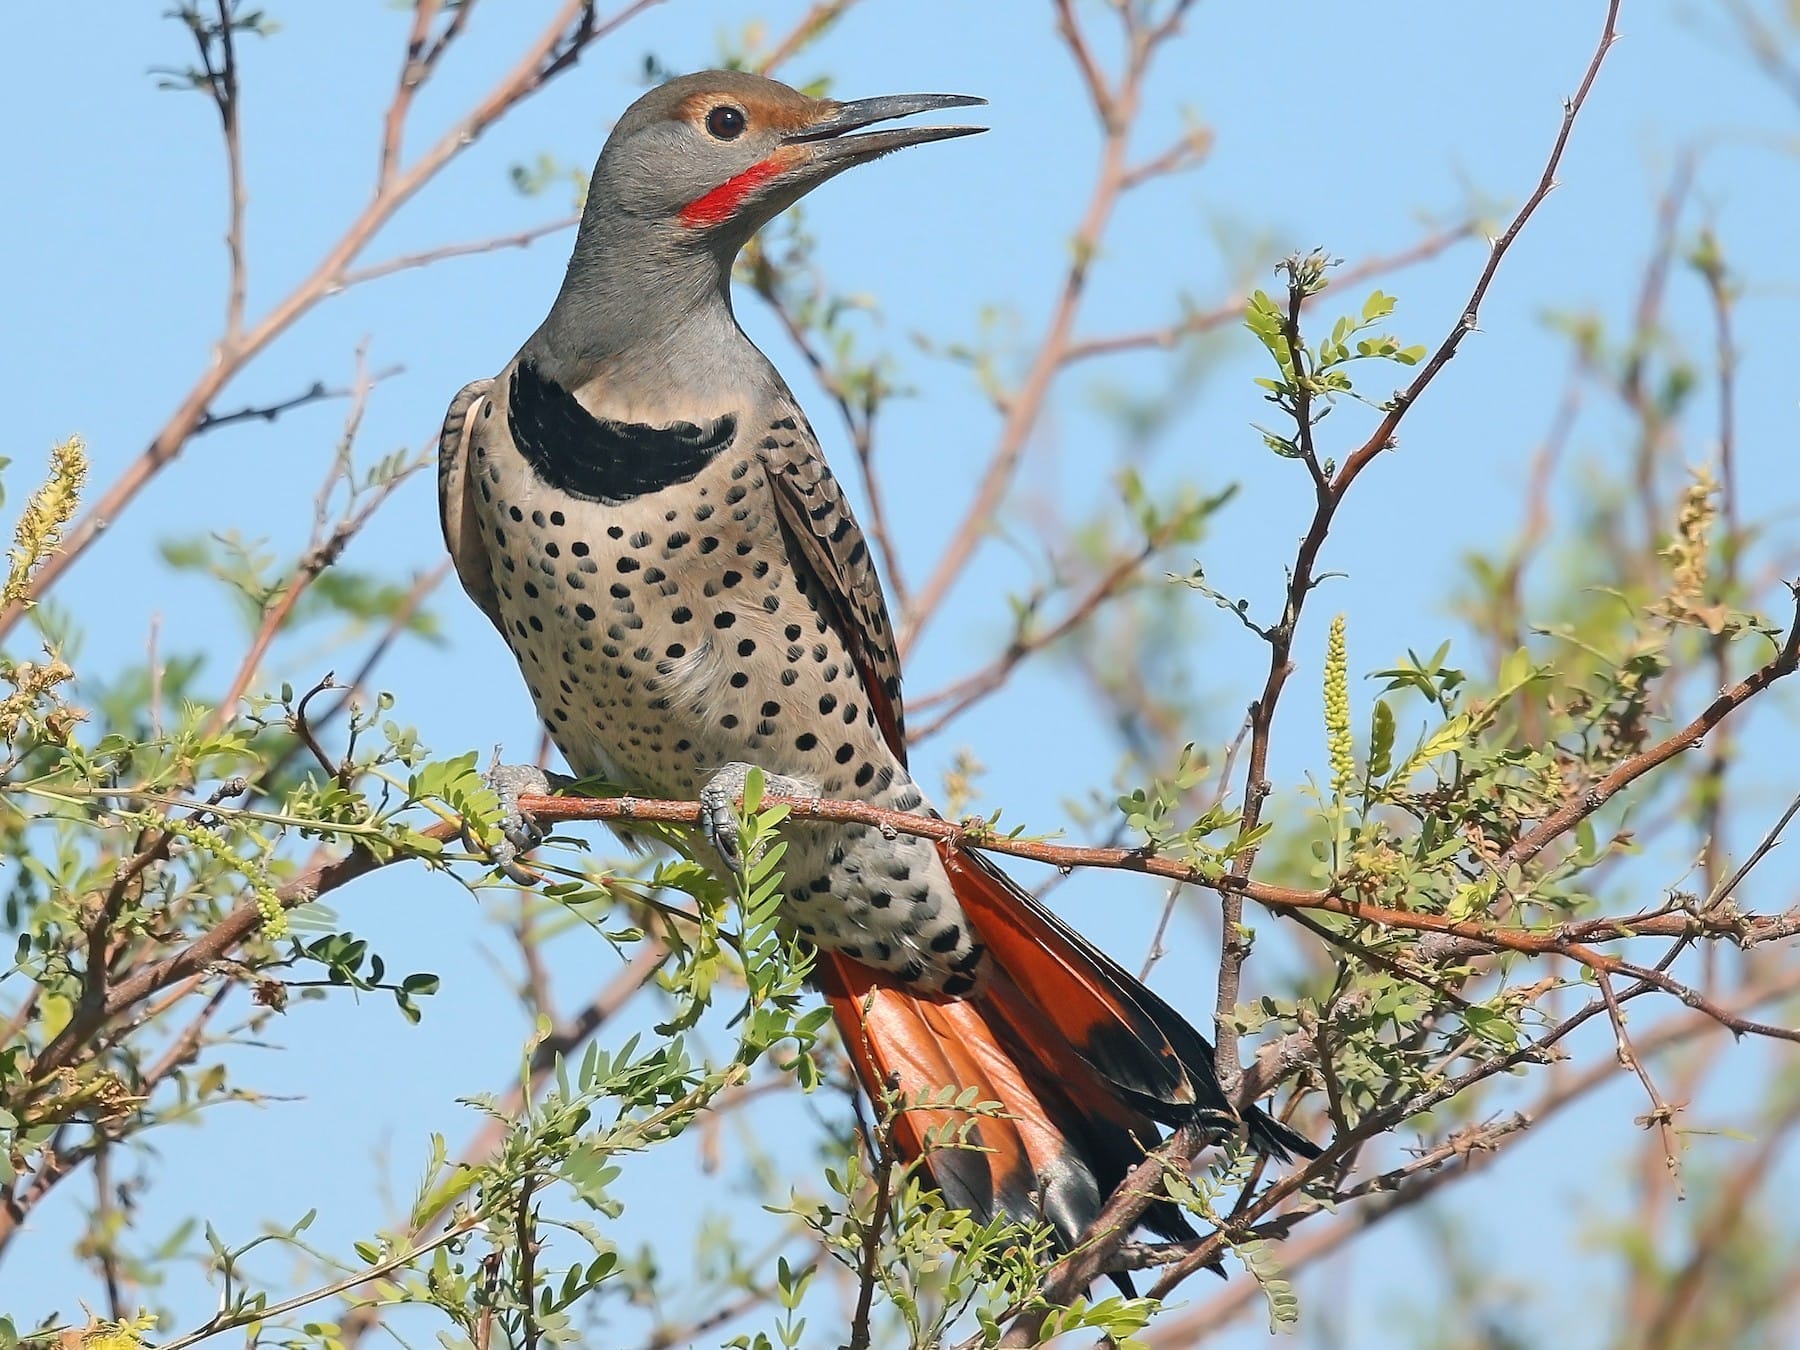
[439,69,1315,1253]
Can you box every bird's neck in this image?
[527,203,777,420]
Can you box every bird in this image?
[438,68,1316,1256]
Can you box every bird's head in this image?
[590,70,985,250]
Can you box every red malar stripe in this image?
[678,153,790,229]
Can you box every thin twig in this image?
[0,0,658,639]
[1059,222,1478,365]
[900,0,1191,656]
[753,0,859,74]
[338,214,579,289]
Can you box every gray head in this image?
[593,70,984,253]
[535,71,984,383]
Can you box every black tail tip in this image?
[1248,1107,1322,1162]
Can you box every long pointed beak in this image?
[783,92,986,165]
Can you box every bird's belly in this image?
[473,447,985,991]
[479,458,896,805]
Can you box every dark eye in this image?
[705,105,746,140]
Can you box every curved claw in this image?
[698,761,816,877]
[477,758,573,884]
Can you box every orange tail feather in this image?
[816,848,1318,1248]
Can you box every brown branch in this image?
[211,0,248,343]
[519,783,1800,1018]
[905,535,1163,739]
[752,0,859,75]
[1597,968,1683,1193]
[259,561,452,792]
[338,214,580,289]
[1059,222,1478,366]
[847,1092,899,1350]
[1053,0,1114,126]
[19,820,462,1103]
[192,379,359,436]
[383,0,451,191]
[899,0,1187,657]
[0,0,657,641]
[335,938,666,1346]
[1500,592,1800,870]
[1140,968,1800,1344]
[1643,1092,1800,1349]
[1330,0,1622,502]
[200,370,423,745]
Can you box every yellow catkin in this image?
[162,815,289,940]
[80,1313,157,1350]
[1324,614,1354,799]
[1664,464,1718,608]
[5,435,87,609]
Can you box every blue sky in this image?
[4,1,1798,1344]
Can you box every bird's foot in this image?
[698,761,816,876]
[472,754,573,884]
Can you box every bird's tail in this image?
[816,845,1318,1248]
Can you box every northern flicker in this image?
[439,70,1316,1252]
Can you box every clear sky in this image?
[3,1,1797,1345]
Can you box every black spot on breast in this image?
[952,945,985,974]
[508,360,736,504]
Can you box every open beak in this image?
[783,92,987,167]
